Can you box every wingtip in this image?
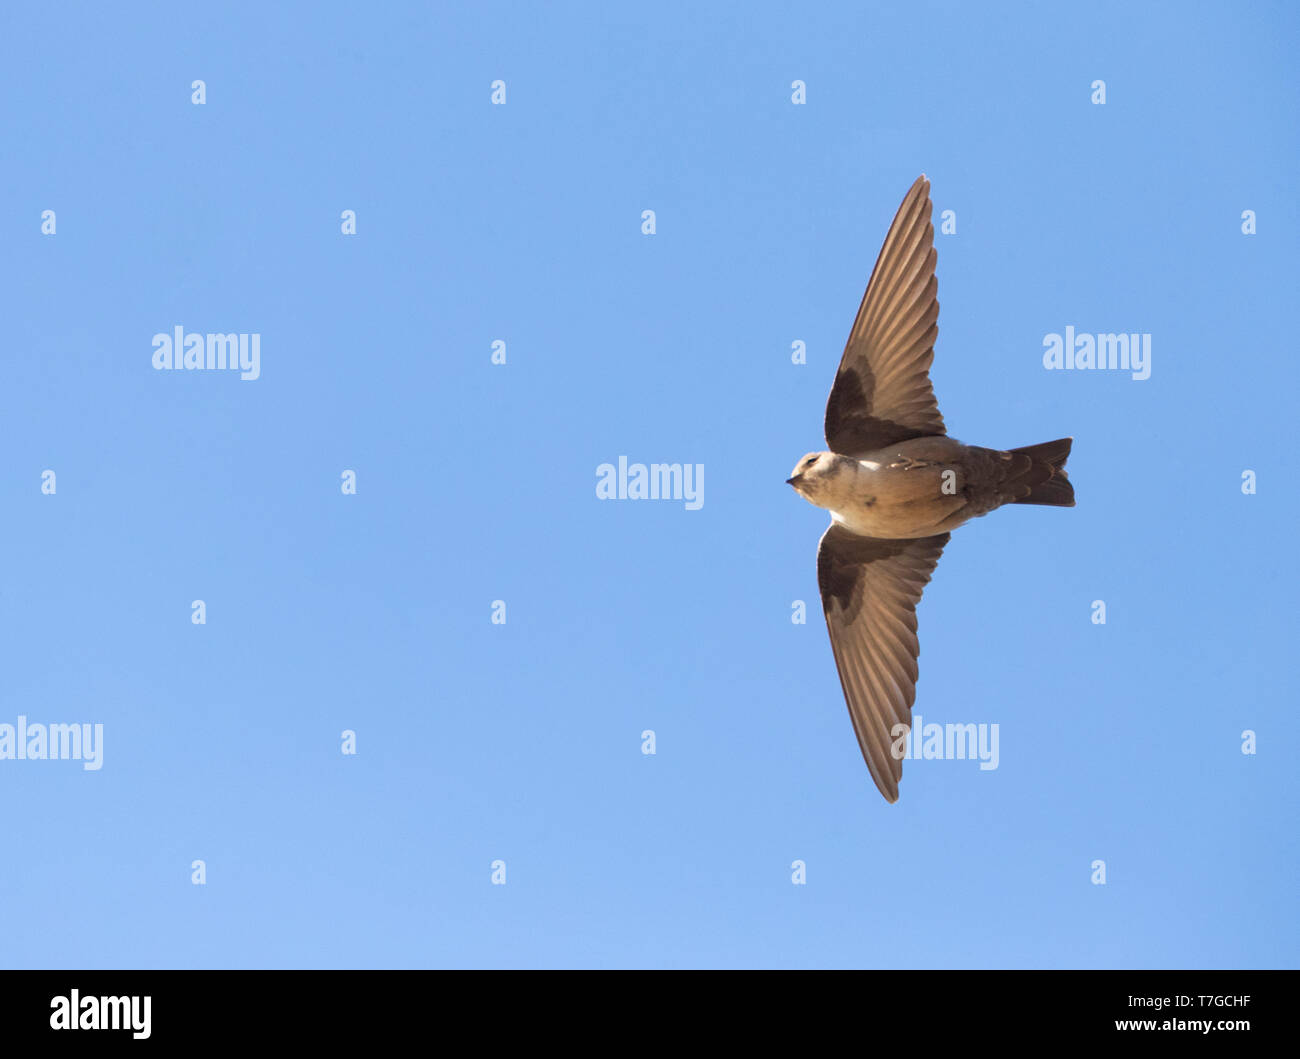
[904,174,930,204]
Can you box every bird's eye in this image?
[804,457,817,467]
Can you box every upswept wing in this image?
[824,175,946,456]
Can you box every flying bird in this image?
[788,175,1074,803]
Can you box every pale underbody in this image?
[791,436,1010,539]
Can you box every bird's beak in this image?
[786,476,800,486]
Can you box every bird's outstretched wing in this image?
[816,524,949,803]
[824,175,946,456]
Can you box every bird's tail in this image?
[1007,437,1075,507]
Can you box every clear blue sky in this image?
[0,1,1295,969]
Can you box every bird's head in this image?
[787,451,836,503]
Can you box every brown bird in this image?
[787,175,1074,803]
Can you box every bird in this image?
[787,174,1074,804]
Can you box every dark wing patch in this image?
[816,525,949,803]
[824,175,946,456]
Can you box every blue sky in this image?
[0,1,1295,968]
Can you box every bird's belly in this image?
[830,505,960,539]
[829,469,967,539]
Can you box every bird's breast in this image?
[827,458,967,538]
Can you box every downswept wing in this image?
[824,174,946,456]
[816,525,950,802]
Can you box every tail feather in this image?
[1008,437,1074,507]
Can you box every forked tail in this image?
[1008,437,1074,507]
